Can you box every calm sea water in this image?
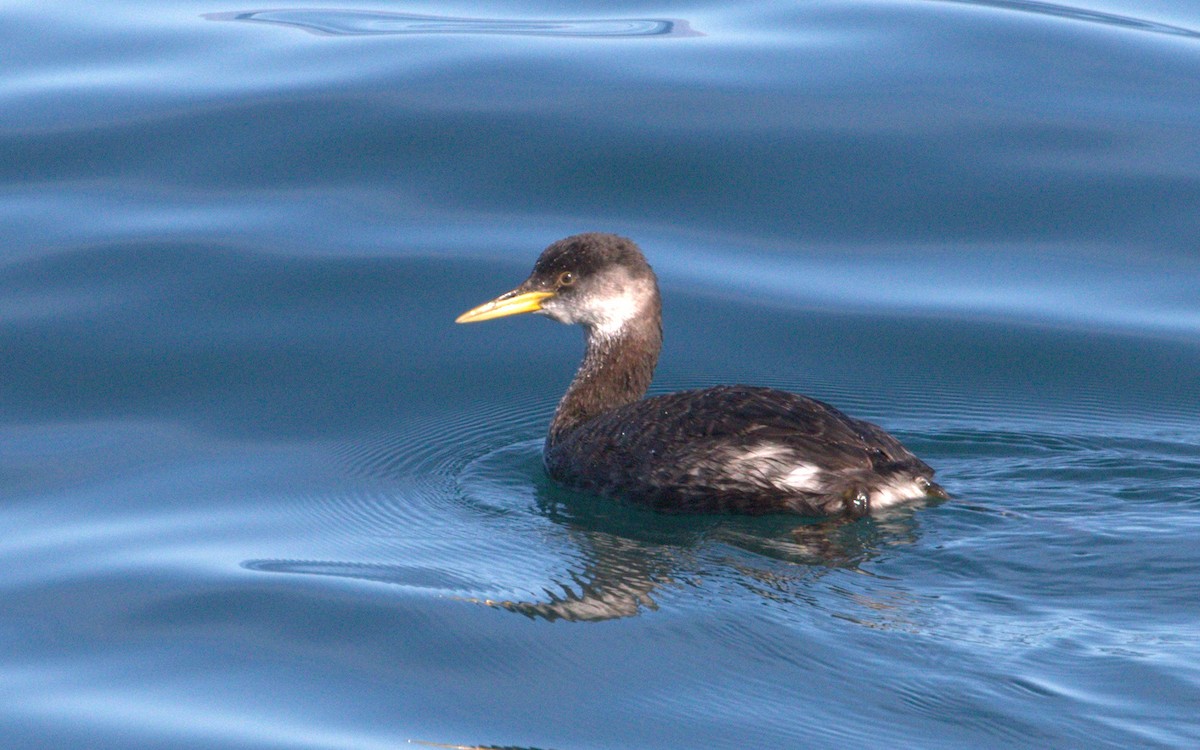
[3,1,1199,748]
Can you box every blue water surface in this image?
[2,1,1199,748]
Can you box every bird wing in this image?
[566,385,919,471]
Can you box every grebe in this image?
[456,233,946,517]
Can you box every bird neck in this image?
[548,317,662,440]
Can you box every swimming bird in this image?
[456,233,946,517]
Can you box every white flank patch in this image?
[870,477,928,509]
[719,444,790,485]
[780,463,821,492]
[725,445,824,493]
[736,445,790,464]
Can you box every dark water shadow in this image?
[204,9,702,38]
[930,0,1200,39]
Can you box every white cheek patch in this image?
[581,271,655,337]
[588,288,642,337]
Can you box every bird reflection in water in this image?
[465,479,934,623]
[241,485,935,624]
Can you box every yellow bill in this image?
[455,289,555,323]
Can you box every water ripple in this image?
[933,0,1200,39]
[205,9,702,38]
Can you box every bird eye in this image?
[557,271,576,287]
